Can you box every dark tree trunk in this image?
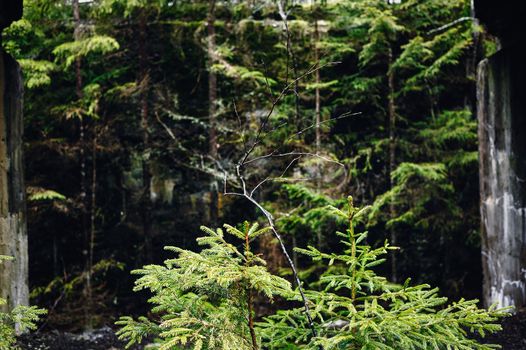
[387,48,397,284]
[313,14,324,249]
[207,0,219,225]
[138,12,153,262]
[72,0,94,329]
[72,0,86,244]
[207,0,217,161]
[314,17,321,183]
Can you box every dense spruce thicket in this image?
[2,0,498,334]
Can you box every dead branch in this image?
[222,164,318,337]
[427,17,473,35]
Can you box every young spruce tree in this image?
[259,197,507,349]
[118,197,507,350]
[116,223,292,349]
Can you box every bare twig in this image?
[243,111,360,167]
[244,151,344,168]
[277,0,301,128]
[222,165,318,337]
[250,177,271,197]
[427,17,472,35]
[285,111,360,143]
[248,155,302,197]
[239,61,339,167]
[261,60,275,100]
[155,112,177,141]
[280,155,302,178]
[232,99,248,154]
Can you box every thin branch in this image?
[261,60,276,100]
[427,17,472,35]
[278,0,300,122]
[239,61,339,167]
[232,99,248,154]
[245,110,358,167]
[244,151,344,169]
[250,177,270,197]
[249,154,301,197]
[155,112,178,141]
[286,111,361,143]
[224,184,318,338]
[221,155,319,337]
[280,155,302,178]
[253,199,317,337]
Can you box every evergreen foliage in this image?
[117,199,507,349]
[116,223,292,349]
[0,256,46,350]
[259,197,507,349]
[1,0,504,334]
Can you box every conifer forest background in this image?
[2,0,520,348]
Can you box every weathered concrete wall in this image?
[476,0,526,308]
[478,49,526,308]
[0,0,28,311]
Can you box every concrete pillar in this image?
[476,0,526,308]
[0,0,28,312]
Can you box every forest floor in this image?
[17,326,148,350]
[17,311,526,350]
[480,311,526,349]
